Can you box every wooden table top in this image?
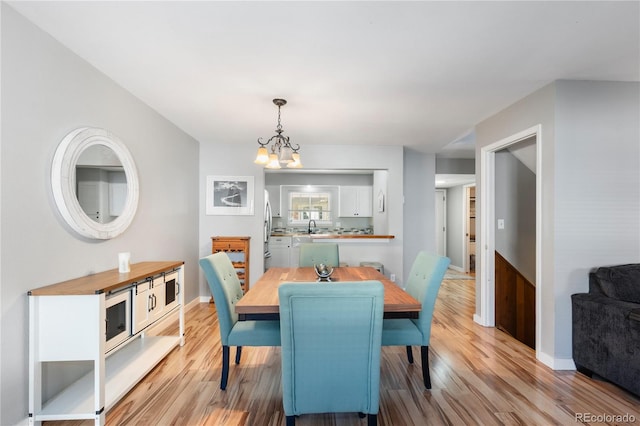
[236,266,421,320]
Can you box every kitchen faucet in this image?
[308,219,317,234]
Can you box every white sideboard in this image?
[28,261,185,426]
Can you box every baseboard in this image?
[537,351,576,370]
[473,313,489,326]
[185,296,205,312]
[449,264,465,273]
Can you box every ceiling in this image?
[8,1,639,159]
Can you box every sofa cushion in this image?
[594,264,640,304]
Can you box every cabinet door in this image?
[338,186,358,217]
[339,186,373,217]
[132,281,151,334]
[148,277,166,323]
[269,237,291,267]
[356,187,373,217]
[266,185,281,217]
[164,271,180,312]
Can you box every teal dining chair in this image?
[199,252,281,390]
[279,281,384,426]
[298,243,339,267]
[382,251,450,389]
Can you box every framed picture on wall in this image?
[206,175,255,215]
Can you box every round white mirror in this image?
[51,127,139,239]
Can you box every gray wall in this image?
[436,158,475,174]
[1,6,200,424]
[403,148,437,280]
[495,149,536,283]
[475,80,640,368]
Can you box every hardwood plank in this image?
[46,276,640,425]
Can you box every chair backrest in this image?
[279,281,384,417]
[404,251,450,344]
[298,243,340,267]
[199,252,244,345]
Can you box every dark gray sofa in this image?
[572,263,640,396]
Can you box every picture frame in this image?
[206,175,255,215]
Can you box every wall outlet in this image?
[497,219,505,229]
[390,274,396,282]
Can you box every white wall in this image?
[475,80,640,368]
[0,6,200,424]
[199,143,405,294]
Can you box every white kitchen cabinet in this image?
[339,186,373,217]
[266,185,281,217]
[269,236,291,267]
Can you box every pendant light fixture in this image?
[254,98,302,169]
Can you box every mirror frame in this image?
[51,127,139,240]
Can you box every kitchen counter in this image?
[271,233,394,240]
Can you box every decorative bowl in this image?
[314,263,334,282]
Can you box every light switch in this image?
[497,219,505,229]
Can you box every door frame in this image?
[435,189,447,257]
[477,124,542,356]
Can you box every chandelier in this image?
[254,98,302,169]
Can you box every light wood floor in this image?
[49,278,640,425]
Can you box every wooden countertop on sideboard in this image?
[28,261,184,296]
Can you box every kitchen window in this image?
[288,191,332,225]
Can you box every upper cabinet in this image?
[266,185,281,217]
[339,186,373,217]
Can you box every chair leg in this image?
[368,413,377,425]
[221,345,230,390]
[286,415,295,426]
[406,345,414,364]
[421,345,431,389]
[235,346,243,364]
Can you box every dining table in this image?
[235,266,421,321]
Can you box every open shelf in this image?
[36,335,180,421]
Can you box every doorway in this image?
[478,125,542,357]
[465,186,476,273]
